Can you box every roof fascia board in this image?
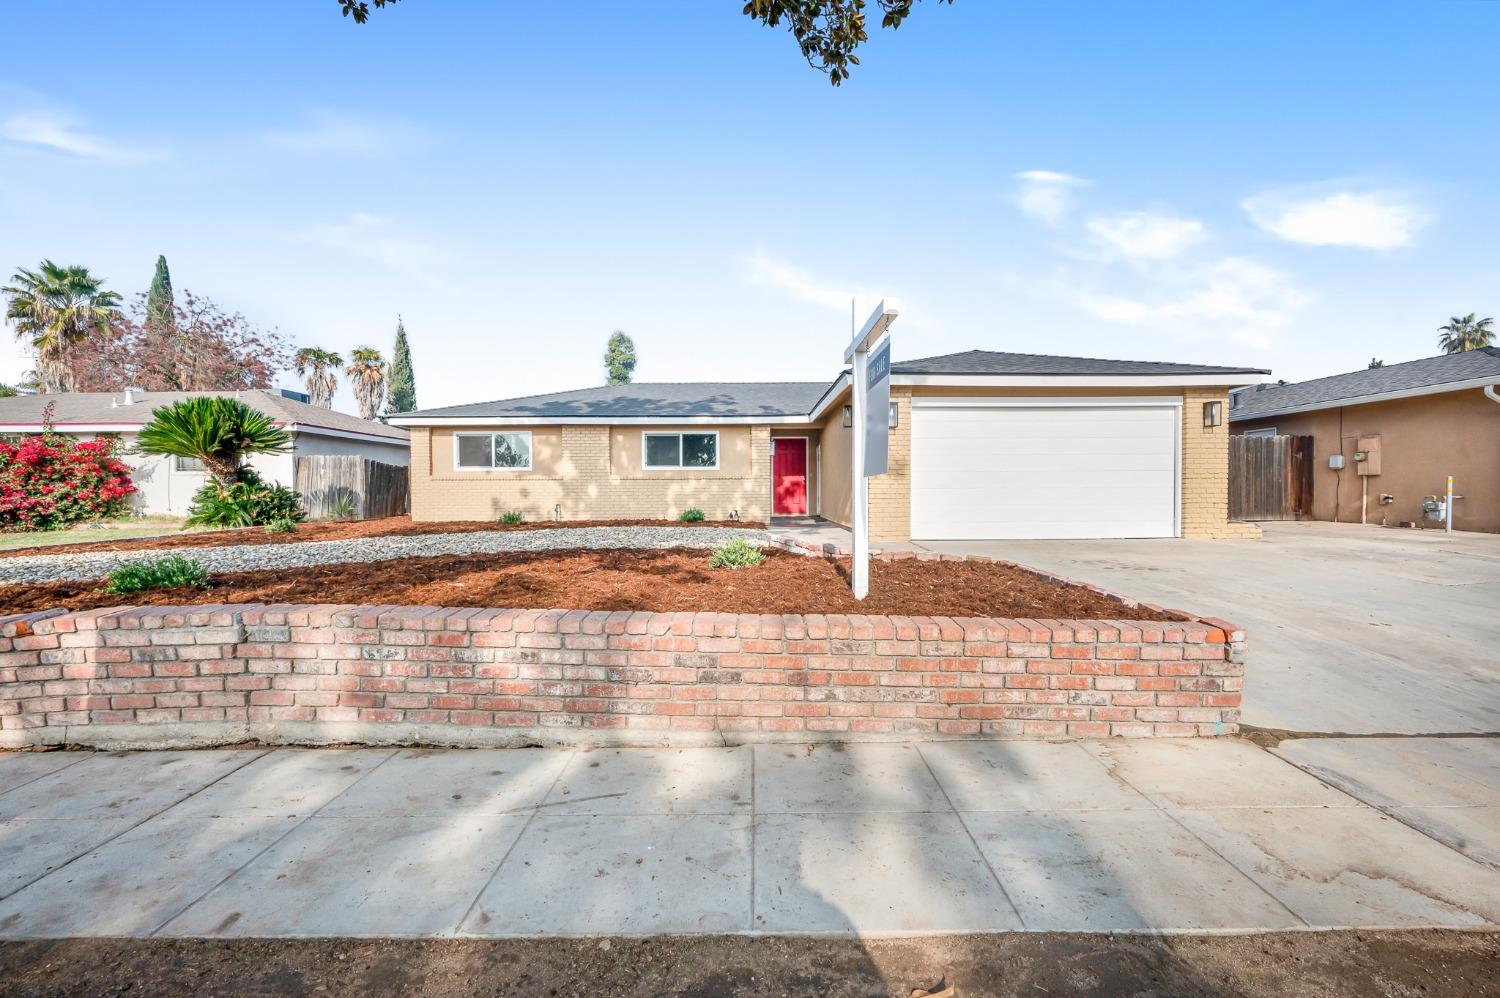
[387,414,818,427]
[807,372,852,422]
[1230,376,1500,422]
[893,373,1266,388]
[280,422,408,444]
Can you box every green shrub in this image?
[187,468,304,528]
[498,510,524,524]
[264,516,298,534]
[677,507,706,522]
[708,538,764,570]
[104,555,208,595]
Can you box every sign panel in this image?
[863,336,891,477]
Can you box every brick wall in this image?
[410,425,772,522]
[1,598,1244,750]
[1181,390,1260,539]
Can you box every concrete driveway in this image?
[914,522,1500,736]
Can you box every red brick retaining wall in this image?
[1,604,1244,749]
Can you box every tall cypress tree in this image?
[386,315,417,414]
[146,255,175,330]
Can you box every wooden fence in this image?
[1229,434,1314,521]
[295,456,409,520]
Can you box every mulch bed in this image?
[0,516,761,559]
[0,549,1175,620]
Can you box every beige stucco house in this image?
[1231,348,1500,532]
[389,350,1267,540]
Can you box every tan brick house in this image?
[389,350,1266,540]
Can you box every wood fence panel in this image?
[295,456,409,520]
[1229,434,1314,521]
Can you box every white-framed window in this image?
[1242,427,1277,437]
[643,431,718,470]
[454,431,533,471]
[174,455,206,473]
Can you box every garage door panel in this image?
[911,403,1178,540]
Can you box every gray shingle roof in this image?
[892,349,1268,377]
[400,383,832,420]
[0,390,408,440]
[1230,348,1500,421]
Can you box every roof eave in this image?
[1230,376,1500,422]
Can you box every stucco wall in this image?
[410,424,771,522]
[1233,388,1500,533]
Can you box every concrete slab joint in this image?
[0,601,1245,750]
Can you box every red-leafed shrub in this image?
[0,433,137,532]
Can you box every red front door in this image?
[773,438,808,515]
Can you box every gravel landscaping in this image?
[0,524,768,585]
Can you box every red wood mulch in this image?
[0,516,761,559]
[0,549,1176,620]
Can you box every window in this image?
[174,456,206,473]
[1243,427,1277,438]
[454,431,532,471]
[643,431,718,470]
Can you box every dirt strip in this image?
[0,548,1176,620]
[0,516,761,559]
[2,931,1497,998]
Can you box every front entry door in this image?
[772,438,808,515]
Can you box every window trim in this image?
[1242,427,1278,438]
[173,455,207,474]
[641,430,720,471]
[453,430,534,472]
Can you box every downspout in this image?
[1485,385,1500,405]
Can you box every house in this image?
[1230,348,1500,533]
[388,350,1267,540]
[0,389,409,517]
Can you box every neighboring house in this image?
[0,389,410,517]
[1230,348,1500,533]
[389,350,1266,540]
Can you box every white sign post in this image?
[845,299,899,600]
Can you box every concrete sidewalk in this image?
[1,738,1498,938]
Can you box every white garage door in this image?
[910,399,1179,540]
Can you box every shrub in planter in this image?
[187,467,304,528]
[0,433,136,532]
[499,510,524,524]
[677,507,706,522]
[708,538,764,569]
[104,555,208,595]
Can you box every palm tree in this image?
[134,397,290,487]
[1436,314,1495,354]
[2,261,123,392]
[346,346,386,420]
[294,346,342,409]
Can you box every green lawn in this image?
[0,517,193,552]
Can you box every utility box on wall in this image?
[1355,435,1382,476]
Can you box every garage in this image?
[910,398,1180,539]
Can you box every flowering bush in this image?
[0,433,137,532]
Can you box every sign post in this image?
[844,299,899,599]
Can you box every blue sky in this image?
[2,1,1496,411]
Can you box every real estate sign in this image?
[863,336,891,478]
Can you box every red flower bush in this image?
[0,433,137,532]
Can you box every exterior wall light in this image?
[888,401,900,428]
[1203,400,1223,428]
[842,404,853,428]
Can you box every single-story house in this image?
[1231,348,1500,532]
[0,389,409,517]
[389,350,1267,540]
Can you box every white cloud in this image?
[742,249,936,334]
[298,213,454,291]
[266,111,413,156]
[1075,257,1309,349]
[1242,188,1430,249]
[0,109,162,164]
[1013,170,1090,227]
[1087,212,1206,260]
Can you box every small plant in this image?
[498,510,524,524]
[326,492,357,520]
[708,538,764,570]
[104,555,208,595]
[264,516,298,534]
[677,507,706,523]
